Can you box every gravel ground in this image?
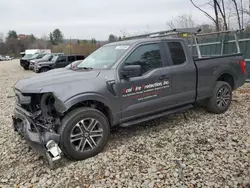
[0,59,250,188]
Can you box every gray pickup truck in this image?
[12,28,246,168]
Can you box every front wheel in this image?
[23,66,29,70]
[206,81,232,114]
[40,67,50,73]
[58,107,110,160]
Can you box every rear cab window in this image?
[76,55,85,60]
[68,56,76,62]
[167,42,187,66]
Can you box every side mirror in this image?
[121,65,142,78]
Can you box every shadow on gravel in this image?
[107,103,206,149]
[42,104,206,169]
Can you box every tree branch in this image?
[231,0,241,29]
[190,0,216,23]
[215,0,228,30]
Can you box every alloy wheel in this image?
[216,87,230,108]
[70,118,103,152]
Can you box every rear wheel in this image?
[58,107,110,160]
[206,81,232,114]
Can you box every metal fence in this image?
[190,32,250,81]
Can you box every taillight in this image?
[238,60,246,74]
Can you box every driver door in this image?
[117,42,171,121]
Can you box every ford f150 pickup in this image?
[12,28,246,168]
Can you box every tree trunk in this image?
[214,0,220,31]
[221,0,228,30]
[232,0,242,29]
[215,0,228,30]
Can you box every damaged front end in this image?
[12,90,63,168]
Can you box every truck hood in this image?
[21,57,36,60]
[31,59,48,64]
[15,68,101,93]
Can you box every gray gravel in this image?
[0,60,250,188]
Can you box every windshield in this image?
[23,54,34,59]
[77,45,130,69]
[31,54,39,59]
[51,56,59,62]
[41,54,51,60]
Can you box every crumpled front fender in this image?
[55,92,114,114]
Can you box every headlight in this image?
[15,90,31,104]
[15,95,20,104]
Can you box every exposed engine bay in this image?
[13,92,63,168]
[18,93,62,131]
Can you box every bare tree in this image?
[167,14,196,29]
[214,0,228,30]
[120,29,131,38]
[190,0,235,31]
[240,0,244,28]
[190,0,220,30]
[214,0,220,30]
[0,33,4,43]
[232,0,242,29]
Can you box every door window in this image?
[56,56,67,63]
[124,43,163,74]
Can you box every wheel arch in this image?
[216,72,235,90]
[40,66,51,71]
[62,93,116,126]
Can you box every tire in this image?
[206,81,232,114]
[40,67,50,73]
[23,66,29,70]
[58,107,110,160]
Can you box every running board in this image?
[120,104,193,127]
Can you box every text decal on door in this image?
[122,80,170,101]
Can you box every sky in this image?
[0,0,213,40]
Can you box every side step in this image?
[120,104,193,127]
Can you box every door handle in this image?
[159,75,168,80]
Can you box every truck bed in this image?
[194,53,246,101]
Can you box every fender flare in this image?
[213,68,236,88]
[39,65,52,70]
[57,92,114,113]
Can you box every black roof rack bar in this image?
[172,27,202,34]
[123,29,173,40]
[197,28,244,36]
[123,27,202,40]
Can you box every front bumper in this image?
[29,64,34,70]
[20,60,29,68]
[12,104,62,168]
[33,66,40,73]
